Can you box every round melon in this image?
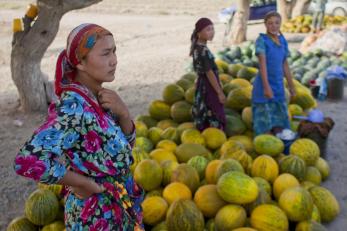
[6,217,37,231]
[237,66,258,81]
[151,221,168,231]
[215,205,247,231]
[147,127,163,145]
[135,137,154,153]
[163,182,192,205]
[156,139,177,152]
[304,166,322,185]
[130,147,149,173]
[220,140,245,156]
[176,122,195,137]
[135,120,148,137]
[241,107,253,129]
[194,184,227,218]
[171,164,200,192]
[176,78,194,91]
[41,221,65,231]
[251,155,279,183]
[25,189,60,226]
[279,187,314,222]
[157,119,178,130]
[309,186,340,222]
[202,127,227,150]
[217,171,259,204]
[301,181,316,191]
[134,159,162,191]
[184,87,196,104]
[311,204,321,223]
[250,204,289,231]
[161,160,179,186]
[221,149,253,174]
[295,220,327,231]
[314,157,330,181]
[254,134,284,156]
[230,78,251,88]
[181,128,205,146]
[37,183,63,198]
[162,84,185,105]
[149,100,171,120]
[187,156,209,180]
[175,143,209,163]
[228,135,254,153]
[160,127,179,143]
[290,138,320,166]
[142,196,168,225]
[279,155,307,181]
[215,159,244,182]
[145,188,163,199]
[288,104,304,116]
[181,72,197,82]
[273,173,300,199]
[253,177,272,195]
[170,101,193,123]
[205,159,223,184]
[149,148,177,164]
[225,114,247,136]
[135,114,158,128]
[226,86,252,111]
[244,186,272,215]
[166,199,205,231]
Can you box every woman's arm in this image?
[206,69,226,104]
[258,54,273,99]
[283,59,296,97]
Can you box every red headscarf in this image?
[55,23,112,97]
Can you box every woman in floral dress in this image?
[14,23,144,231]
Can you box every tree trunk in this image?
[277,0,290,22]
[229,0,250,45]
[11,0,102,112]
[292,0,312,18]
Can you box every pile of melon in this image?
[7,48,340,231]
[130,66,339,230]
[281,14,347,33]
[7,184,65,231]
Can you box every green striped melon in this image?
[175,143,210,163]
[6,217,37,231]
[217,171,258,204]
[166,199,204,231]
[170,164,200,193]
[25,189,59,226]
[170,101,193,123]
[254,134,284,156]
[251,155,279,183]
[279,187,314,222]
[149,100,171,120]
[134,159,162,191]
[250,204,289,231]
[135,114,158,128]
[162,84,185,104]
[142,196,168,225]
[304,166,322,185]
[41,221,65,231]
[187,156,209,180]
[290,138,320,166]
[194,184,227,218]
[215,159,244,182]
[253,177,272,195]
[309,186,340,222]
[295,220,327,231]
[279,155,307,181]
[161,160,179,186]
[215,205,247,231]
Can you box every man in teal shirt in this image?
[311,0,328,33]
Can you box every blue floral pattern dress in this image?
[14,83,144,231]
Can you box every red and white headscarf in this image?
[55,23,112,97]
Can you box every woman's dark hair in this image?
[264,11,282,23]
[189,29,198,56]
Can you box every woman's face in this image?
[79,35,117,84]
[198,24,215,41]
[265,16,281,35]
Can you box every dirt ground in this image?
[0,0,346,230]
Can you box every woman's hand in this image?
[264,84,274,99]
[98,88,129,119]
[289,86,296,98]
[218,92,226,104]
[70,179,105,200]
